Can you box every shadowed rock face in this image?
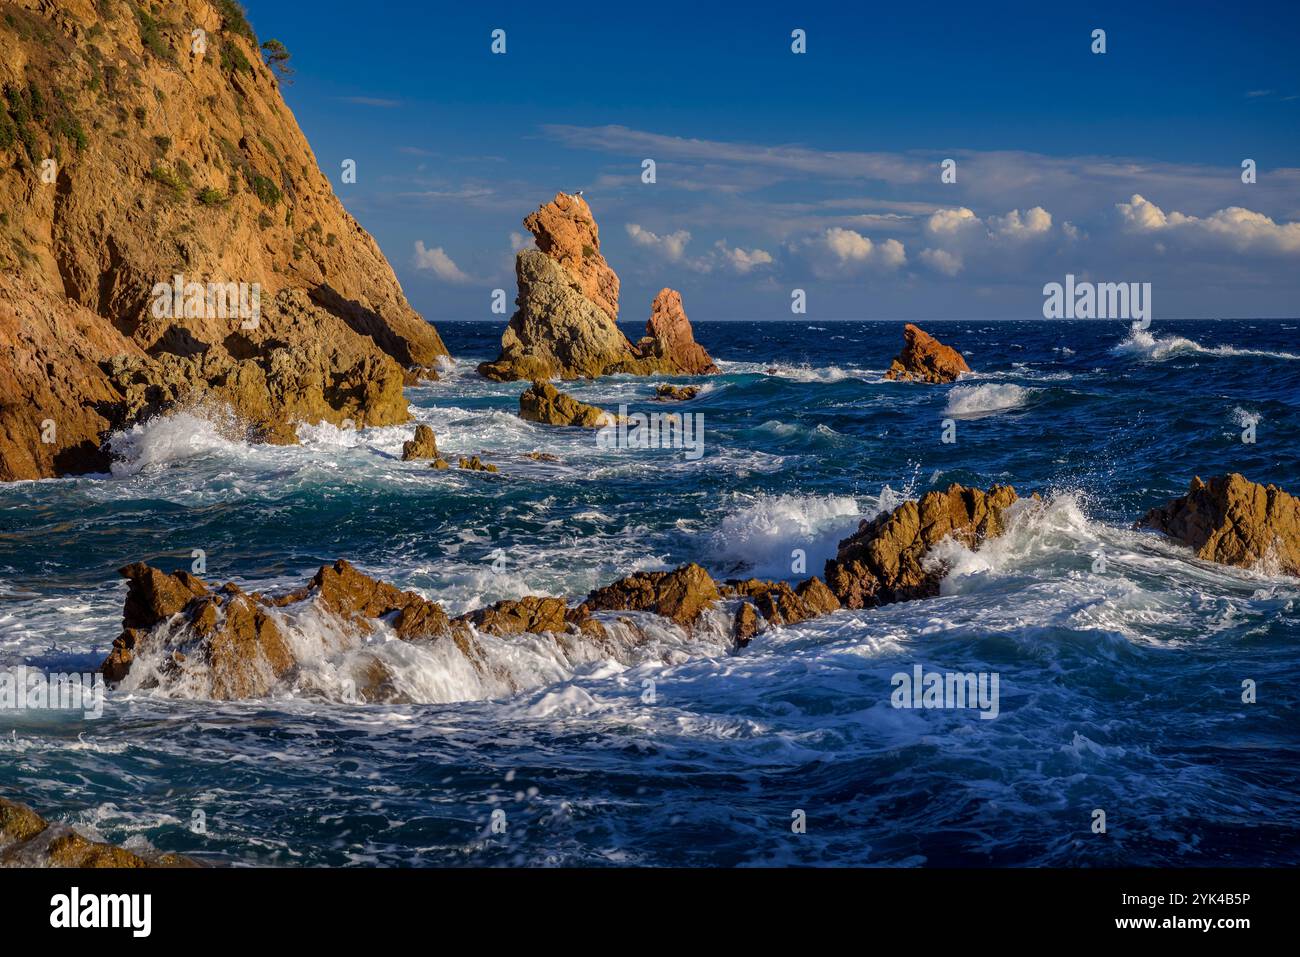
[518,380,613,427]
[0,0,448,480]
[478,195,718,381]
[721,575,842,648]
[1140,473,1300,576]
[824,484,1023,608]
[0,796,196,867]
[883,324,971,383]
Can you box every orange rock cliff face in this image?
[0,0,448,480]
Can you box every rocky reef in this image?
[883,323,970,383]
[0,0,447,480]
[1140,473,1300,576]
[478,193,717,381]
[100,484,1032,700]
[0,796,194,867]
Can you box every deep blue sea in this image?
[1,319,1298,866]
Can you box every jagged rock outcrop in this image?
[0,0,448,480]
[584,563,720,628]
[458,455,497,473]
[519,380,614,428]
[654,384,699,402]
[99,485,1033,700]
[883,324,970,383]
[401,423,439,460]
[522,191,620,321]
[103,562,296,698]
[1139,473,1300,576]
[722,577,841,627]
[732,601,761,647]
[478,194,717,381]
[1,796,195,867]
[103,559,462,699]
[824,484,1023,608]
[635,289,719,375]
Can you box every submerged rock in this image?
[401,424,440,460]
[654,384,700,402]
[519,380,614,428]
[478,195,718,381]
[1139,473,1300,576]
[824,484,1022,608]
[1,796,195,868]
[883,324,971,383]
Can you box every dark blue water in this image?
[1,319,1297,865]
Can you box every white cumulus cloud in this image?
[925,207,981,236]
[920,248,963,276]
[413,241,471,283]
[987,206,1052,239]
[626,223,692,260]
[714,241,774,273]
[1115,194,1300,254]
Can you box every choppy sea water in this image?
[1,319,1298,867]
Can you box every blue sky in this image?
[245,0,1300,320]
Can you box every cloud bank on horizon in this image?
[251,0,1300,321]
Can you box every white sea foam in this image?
[943,383,1032,417]
[1114,326,1300,361]
[705,492,864,578]
[106,410,247,476]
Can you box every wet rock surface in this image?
[1140,473,1300,576]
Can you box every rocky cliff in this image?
[0,0,447,480]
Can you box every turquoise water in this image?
[1,319,1298,865]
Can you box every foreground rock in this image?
[0,1,448,480]
[478,194,717,381]
[518,380,614,427]
[100,560,620,698]
[1139,474,1300,576]
[883,324,971,383]
[1,796,194,868]
[824,484,1023,607]
[458,456,498,473]
[401,424,440,460]
[101,484,1031,699]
